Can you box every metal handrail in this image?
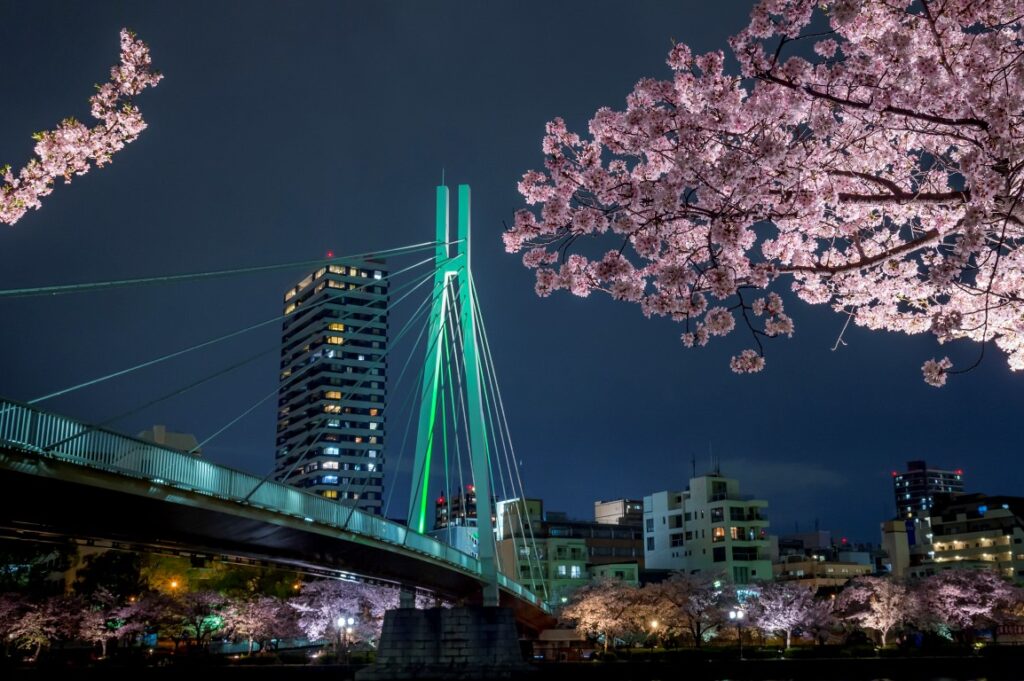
[0,397,547,611]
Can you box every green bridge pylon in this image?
[406,184,499,607]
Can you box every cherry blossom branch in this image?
[0,29,162,226]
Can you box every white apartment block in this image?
[644,473,771,584]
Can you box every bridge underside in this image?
[0,448,553,633]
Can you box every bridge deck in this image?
[0,398,551,628]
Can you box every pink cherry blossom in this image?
[1,29,162,226]
[505,0,1024,384]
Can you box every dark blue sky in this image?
[1,1,1021,543]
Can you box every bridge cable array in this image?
[4,237,546,605]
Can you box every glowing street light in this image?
[729,608,745,660]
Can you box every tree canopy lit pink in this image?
[504,0,1024,385]
[0,29,162,226]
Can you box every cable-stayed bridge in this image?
[0,184,553,633]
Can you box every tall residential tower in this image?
[274,259,388,514]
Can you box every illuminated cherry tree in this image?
[837,575,912,647]
[505,0,1024,385]
[644,573,725,648]
[223,596,296,655]
[750,581,817,648]
[919,569,1019,639]
[0,29,162,226]
[289,580,396,648]
[560,578,643,652]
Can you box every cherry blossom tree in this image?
[505,0,1024,385]
[644,573,726,648]
[750,581,817,648]
[560,578,643,652]
[113,591,177,646]
[837,576,912,647]
[289,580,394,649]
[0,29,162,226]
[803,596,838,646]
[77,588,120,658]
[918,569,1019,640]
[173,591,227,650]
[223,595,296,655]
[8,596,72,661]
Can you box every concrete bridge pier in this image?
[356,606,532,680]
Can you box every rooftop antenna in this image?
[691,452,696,481]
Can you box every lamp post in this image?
[649,620,659,650]
[337,616,355,663]
[728,609,745,660]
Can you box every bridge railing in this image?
[0,398,545,610]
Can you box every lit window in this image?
[324,446,339,456]
[367,463,376,472]
[329,323,345,331]
[570,565,582,579]
[368,450,378,458]
[557,565,567,577]
[369,422,379,430]
[349,267,358,276]
[284,303,297,315]
[374,271,383,280]
[358,354,366,361]
[326,336,344,345]
[324,405,341,414]
[323,461,339,470]
[322,475,339,484]
[327,419,340,427]
[322,490,338,499]
[369,408,379,416]
[325,391,342,400]
[712,527,726,542]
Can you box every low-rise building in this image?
[138,425,201,456]
[495,498,642,608]
[594,499,643,526]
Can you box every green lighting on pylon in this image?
[406,183,499,606]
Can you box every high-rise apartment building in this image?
[643,473,771,584]
[273,260,388,514]
[892,460,964,518]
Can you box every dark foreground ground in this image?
[4,655,1024,681]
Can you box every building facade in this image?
[643,473,771,584]
[919,494,1024,582]
[138,425,201,456]
[495,498,642,608]
[273,260,388,513]
[594,499,643,526]
[893,460,964,519]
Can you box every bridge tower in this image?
[406,184,499,606]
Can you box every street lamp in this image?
[337,616,356,663]
[649,619,659,650]
[728,609,745,660]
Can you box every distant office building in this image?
[643,472,771,584]
[273,260,388,513]
[138,425,201,456]
[594,499,643,526]
[893,460,964,518]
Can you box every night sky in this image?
[1,1,1021,544]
